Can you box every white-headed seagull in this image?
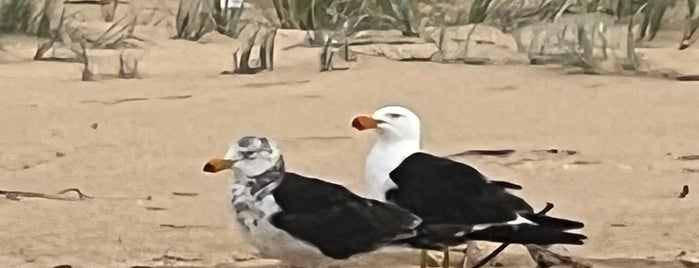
[351,105,587,268]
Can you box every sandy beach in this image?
[1,2,698,267]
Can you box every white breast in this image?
[228,180,336,267]
[364,140,419,201]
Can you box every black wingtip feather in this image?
[521,214,585,230]
[491,180,523,190]
[464,224,587,245]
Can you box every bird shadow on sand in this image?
[445,148,603,170]
[125,256,694,268]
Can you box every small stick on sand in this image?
[0,188,93,201]
[677,155,699,161]
[675,75,699,81]
[159,224,216,229]
[172,192,198,197]
[679,185,689,198]
[151,254,202,262]
[445,149,516,158]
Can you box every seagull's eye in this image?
[387,113,402,119]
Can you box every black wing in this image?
[387,152,534,225]
[270,172,421,259]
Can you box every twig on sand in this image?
[242,80,310,88]
[445,149,516,158]
[1,188,151,201]
[152,254,202,262]
[679,185,689,198]
[158,95,192,100]
[535,149,578,155]
[81,97,149,105]
[675,75,699,81]
[469,203,555,268]
[172,192,198,197]
[677,155,699,161]
[159,224,218,229]
[80,95,192,105]
[0,188,93,201]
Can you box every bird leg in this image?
[471,203,556,268]
[471,242,508,268]
[421,249,428,268]
[442,247,450,268]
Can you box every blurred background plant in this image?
[0,0,54,36]
[1,0,697,73]
[0,0,33,33]
[2,0,695,46]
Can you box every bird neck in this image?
[364,138,420,201]
[233,157,286,198]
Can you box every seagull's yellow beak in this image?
[203,158,235,173]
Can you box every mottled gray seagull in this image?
[203,136,485,268]
[351,105,587,268]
